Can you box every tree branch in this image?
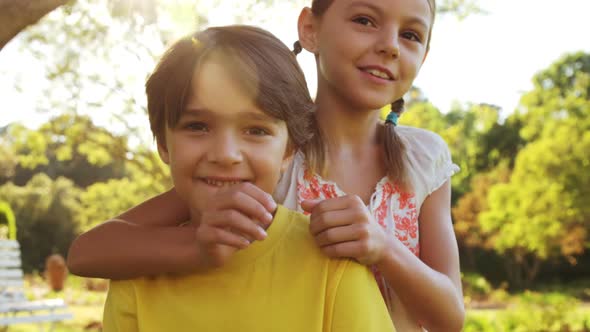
[0,0,68,50]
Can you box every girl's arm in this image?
[304,180,464,331]
[377,180,464,331]
[67,189,199,279]
[67,184,276,279]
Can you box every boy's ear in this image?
[281,144,295,174]
[297,7,319,54]
[157,140,170,165]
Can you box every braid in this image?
[390,98,405,117]
[293,41,303,56]
[383,98,409,190]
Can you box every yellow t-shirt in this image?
[103,205,395,332]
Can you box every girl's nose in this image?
[377,29,400,58]
[208,132,243,166]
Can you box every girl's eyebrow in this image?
[347,1,381,14]
[348,1,429,31]
[406,16,429,32]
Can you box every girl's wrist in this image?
[375,235,402,272]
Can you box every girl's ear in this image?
[157,140,170,165]
[422,50,429,64]
[297,7,319,54]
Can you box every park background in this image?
[0,0,589,331]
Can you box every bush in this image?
[0,200,16,239]
[499,292,585,332]
[0,174,81,272]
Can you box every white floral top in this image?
[274,126,459,331]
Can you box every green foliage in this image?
[6,114,131,188]
[500,292,587,332]
[517,52,590,142]
[453,162,510,253]
[78,173,168,231]
[0,200,17,239]
[0,174,81,273]
[0,132,18,181]
[465,292,590,332]
[401,100,511,200]
[462,272,493,300]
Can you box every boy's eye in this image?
[352,16,375,27]
[246,127,271,136]
[185,122,208,132]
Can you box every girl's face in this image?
[158,58,291,212]
[304,0,432,110]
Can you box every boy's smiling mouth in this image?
[199,177,249,187]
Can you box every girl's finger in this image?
[206,209,268,241]
[199,226,250,249]
[309,208,368,235]
[300,199,322,213]
[304,195,364,215]
[314,224,363,247]
[215,184,276,226]
[320,241,365,260]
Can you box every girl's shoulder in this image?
[396,125,460,203]
[396,125,449,162]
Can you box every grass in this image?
[2,305,102,332]
[2,275,105,332]
[4,275,590,332]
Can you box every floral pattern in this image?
[295,166,420,308]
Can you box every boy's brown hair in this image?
[146,25,319,156]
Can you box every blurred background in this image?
[0,0,589,331]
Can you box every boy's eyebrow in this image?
[182,108,282,123]
[348,1,429,31]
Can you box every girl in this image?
[68,0,464,330]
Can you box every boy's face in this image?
[158,58,291,211]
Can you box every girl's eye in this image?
[402,31,422,43]
[246,127,271,136]
[352,16,375,27]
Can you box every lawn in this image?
[3,275,590,332]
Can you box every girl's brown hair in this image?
[295,0,436,188]
[146,25,319,159]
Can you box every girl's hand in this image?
[192,182,276,269]
[302,195,389,265]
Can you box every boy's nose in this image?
[208,133,243,165]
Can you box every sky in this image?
[1,0,589,129]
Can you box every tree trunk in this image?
[0,0,68,50]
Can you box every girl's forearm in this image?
[377,238,465,332]
[67,220,201,279]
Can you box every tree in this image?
[0,0,68,50]
[479,52,590,288]
[452,162,510,268]
[516,52,590,142]
[6,114,130,187]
